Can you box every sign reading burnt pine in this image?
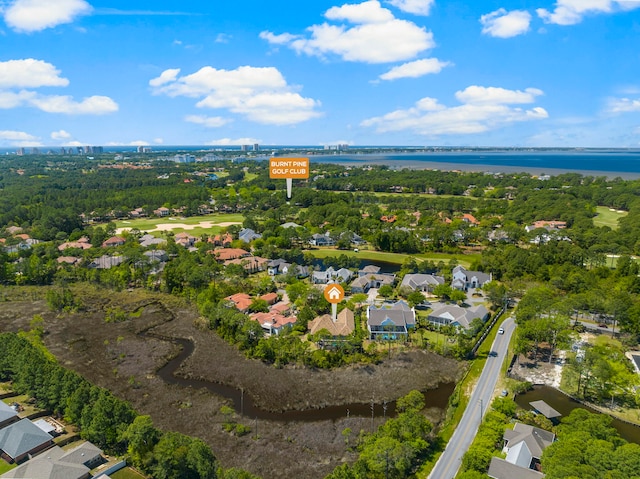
[269,157,309,199]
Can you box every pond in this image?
[515,385,640,444]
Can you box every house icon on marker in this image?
[324,284,345,303]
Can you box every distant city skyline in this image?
[2,0,640,148]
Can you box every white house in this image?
[451,265,491,291]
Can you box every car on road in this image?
[498,327,504,335]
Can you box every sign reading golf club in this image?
[269,157,309,199]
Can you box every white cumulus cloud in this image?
[29,94,118,114]
[0,58,119,114]
[480,9,532,38]
[379,58,450,80]
[387,0,435,16]
[537,0,640,26]
[206,138,261,146]
[261,0,434,64]
[361,85,548,136]
[0,59,69,88]
[0,130,38,141]
[607,97,640,114]
[51,129,72,140]
[150,65,321,125]
[185,115,232,128]
[4,0,92,32]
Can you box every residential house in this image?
[267,259,290,276]
[101,236,125,248]
[139,234,166,248]
[400,273,445,293]
[427,304,489,330]
[281,222,301,229]
[212,248,250,262]
[312,267,353,284]
[56,256,80,266]
[270,301,292,316]
[359,265,381,276]
[208,233,233,247]
[224,256,269,274]
[144,250,168,263]
[0,418,54,463]
[308,308,355,337]
[1,441,104,479]
[224,293,253,312]
[260,292,279,305]
[351,273,395,294]
[58,240,92,252]
[487,423,555,479]
[250,312,297,335]
[451,265,491,291]
[0,402,18,430]
[238,228,262,243]
[89,255,123,269]
[525,220,567,233]
[309,233,335,247]
[461,213,480,225]
[5,226,22,235]
[153,207,170,217]
[367,301,416,340]
[174,232,197,248]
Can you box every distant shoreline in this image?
[308,153,640,180]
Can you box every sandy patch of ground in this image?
[117,221,241,234]
[511,350,566,387]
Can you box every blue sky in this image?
[1,0,640,148]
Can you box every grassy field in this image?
[110,467,147,479]
[304,247,480,269]
[594,206,627,229]
[0,462,16,475]
[115,213,244,236]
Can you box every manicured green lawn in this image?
[0,462,16,475]
[304,247,479,269]
[115,213,244,233]
[594,206,627,230]
[110,467,147,479]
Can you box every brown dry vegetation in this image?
[0,286,464,479]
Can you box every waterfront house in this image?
[367,301,415,340]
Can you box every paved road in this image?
[428,316,516,479]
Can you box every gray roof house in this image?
[312,267,353,284]
[1,441,103,479]
[238,228,262,243]
[400,273,445,292]
[309,233,335,247]
[367,301,416,340]
[351,273,395,294]
[488,423,555,479]
[139,234,166,248]
[0,402,18,429]
[451,265,492,291]
[0,418,54,463]
[428,304,489,330]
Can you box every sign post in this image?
[269,157,310,199]
[324,283,345,320]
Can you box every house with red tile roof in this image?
[250,312,297,335]
[260,292,278,305]
[462,213,480,225]
[101,236,126,247]
[213,248,250,261]
[224,293,253,312]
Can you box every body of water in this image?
[310,150,640,179]
[515,385,640,444]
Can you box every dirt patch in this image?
[0,290,463,479]
[117,221,241,234]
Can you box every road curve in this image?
[428,316,516,479]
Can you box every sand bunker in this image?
[117,221,241,234]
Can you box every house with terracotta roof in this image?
[260,292,278,305]
[153,207,170,217]
[209,233,233,247]
[224,293,253,312]
[101,236,125,248]
[461,213,480,225]
[58,241,92,251]
[212,248,250,261]
[250,312,297,335]
[308,308,355,337]
[224,256,268,273]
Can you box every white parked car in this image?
[498,327,505,335]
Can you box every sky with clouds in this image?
[1,0,640,148]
